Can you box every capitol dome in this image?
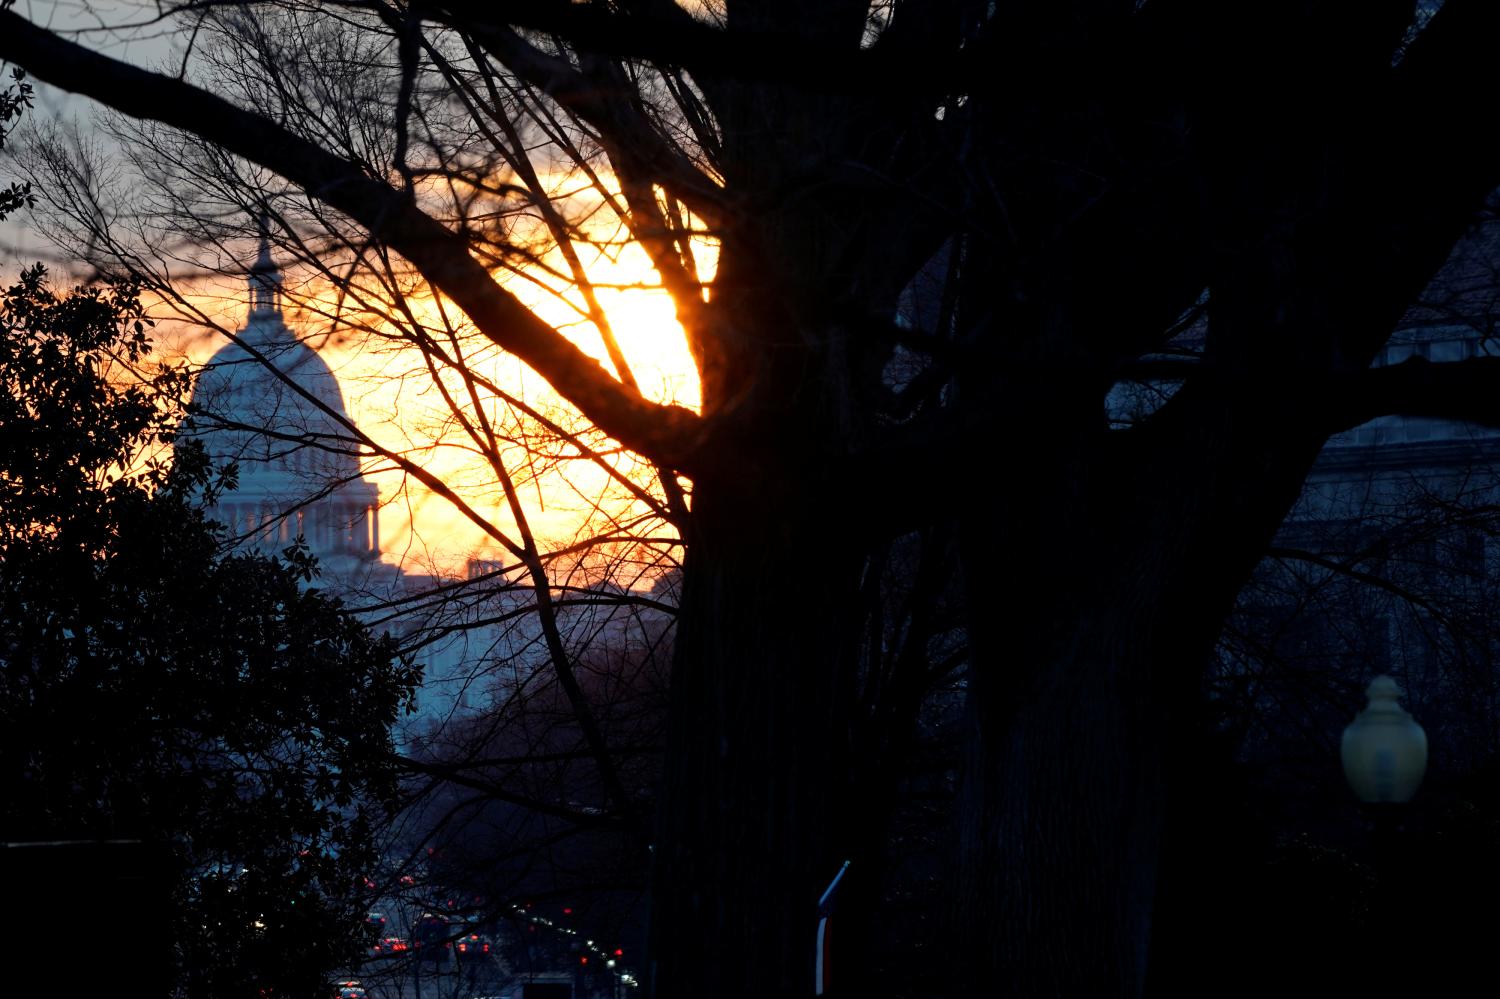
[188,227,383,578]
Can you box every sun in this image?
[514,238,706,413]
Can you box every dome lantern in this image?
[249,213,283,319]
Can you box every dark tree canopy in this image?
[0,258,420,996]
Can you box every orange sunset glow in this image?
[163,229,713,579]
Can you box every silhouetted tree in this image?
[8,4,1500,996]
[0,251,419,995]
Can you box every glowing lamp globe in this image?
[1341,675,1428,804]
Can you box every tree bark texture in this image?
[647,473,866,999]
[951,395,1336,997]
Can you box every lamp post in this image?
[1341,672,1428,971]
[1341,674,1428,805]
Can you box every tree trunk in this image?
[951,395,1332,996]
[647,474,866,999]
[955,612,1168,997]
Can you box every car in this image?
[455,912,495,940]
[412,913,452,964]
[453,932,492,961]
[369,935,409,957]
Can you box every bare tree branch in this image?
[0,9,707,471]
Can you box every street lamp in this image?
[1341,674,1428,804]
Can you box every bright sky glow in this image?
[166,229,714,579]
[3,2,719,581]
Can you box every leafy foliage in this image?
[0,267,420,998]
[0,61,34,221]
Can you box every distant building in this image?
[1226,225,1500,792]
[184,228,672,731]
[188,225,389,587]
[186,227,492,721]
